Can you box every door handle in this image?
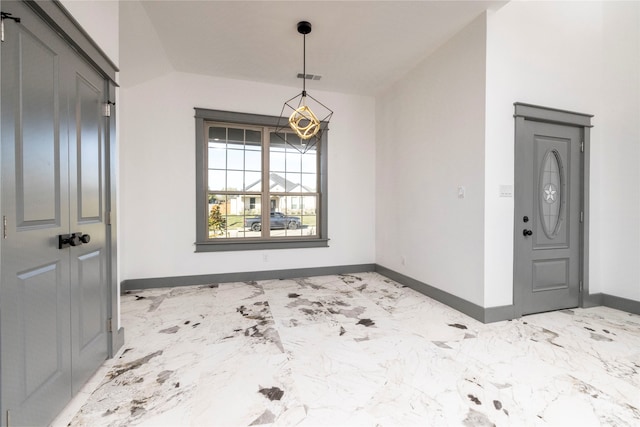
[58,233,79,249]
[58,232,90,249]
[523,229,533,237]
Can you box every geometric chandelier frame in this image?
[275,20,333,154]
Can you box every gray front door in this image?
[514,111,584,316]
[1,2,108,425]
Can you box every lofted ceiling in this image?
[137,0,507,96]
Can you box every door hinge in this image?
[6,409,10,427]
[106,211,111,226]
[580,211,584,223]
[3,215,7,239]
[1,12,21,43]
[103,101,115,117]
[107,318,113,333]
[579,281,583,292]
[581,140,584,153]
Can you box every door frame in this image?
[513,103,593,316]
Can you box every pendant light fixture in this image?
[275,21,333,154]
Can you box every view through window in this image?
[206,123,319,240]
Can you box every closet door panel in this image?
[0,3,72,425]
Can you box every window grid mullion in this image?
[261,126,270,238]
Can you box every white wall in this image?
[485,1,640,306]
[376,14,487,306]
[484,1,602,307]
[111,0,639,306]
[595,1,640,301]
[60,0,119,66]
[118,0,374,281]
[118,0,173,88]
[118,71,376,280]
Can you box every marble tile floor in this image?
[51,272,640,427]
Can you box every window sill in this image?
[195,238,329,252]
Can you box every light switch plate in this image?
[499,185,513,197]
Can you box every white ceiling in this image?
[139,0,507,96]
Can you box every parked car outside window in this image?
[244,212,301,231]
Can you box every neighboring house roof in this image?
[245,172,313,193]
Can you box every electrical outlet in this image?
[262,254,269,262]
[401,256,406,266]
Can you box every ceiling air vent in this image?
[297,73,322,81]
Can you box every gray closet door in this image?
[68,52,109,396]
[514,119,582,315]
[1,2,108,425]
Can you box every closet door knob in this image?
[68,234,81,246]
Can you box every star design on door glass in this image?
[543,183,557,204]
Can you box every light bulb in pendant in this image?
[289,102,320,140]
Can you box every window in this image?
[195,108,328,251]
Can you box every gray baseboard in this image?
[483,304,517,323]
[601,293,640,315]
[121,263,376,292]
[375,266,640,322]
[582,292,640,315]
[109,327,125,358]
[120,263,640,323]
[374,265,484,322]
[583,292,603,308]
[374,265,516,323]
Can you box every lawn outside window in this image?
[194,108,328,252]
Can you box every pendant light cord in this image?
[302,32,307,96]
